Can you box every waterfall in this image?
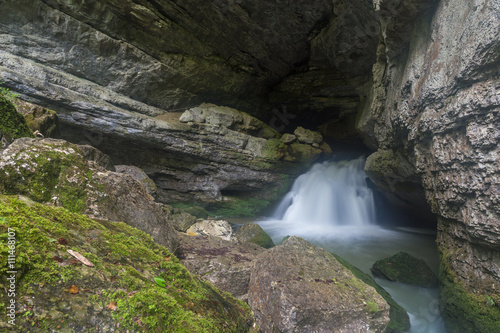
[273,157,376,227]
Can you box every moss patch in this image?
[333,254,411,333]
[0,195,253,332]
[439,249,500,333]
[0,140,95,213]
[206,197,270,218]
[0,95,33,140]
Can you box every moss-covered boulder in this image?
[371,252,438,287]
[248,236,391,332]
[15,100,59,138]
[0,138,178,251]
[235,223,275,249]
[171,212,198,232]
[0,95,33,143]
[0,195,253,332]
[333,254,410,333]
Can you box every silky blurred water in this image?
[257,158,447,333]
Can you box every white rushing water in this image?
[258,157,447,333]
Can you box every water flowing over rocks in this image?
[248,236,391,333]
[0,0,499,331]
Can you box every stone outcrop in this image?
[0,195,254,332]
[358,0,500,331]
[371,251,438,287]
[0,138,178,251]
[248,236,391,332]
[15,100,60,138]
[234,222,275,249]
[177,233,265,299]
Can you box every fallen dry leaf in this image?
[67,250,94,267]
[107,301,118,311]
[65,285,79,294]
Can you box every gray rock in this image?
[115,164,157,196]
[186,219,233,241]
[294,126,323,144]
[178,233,265,299]
[371,252,438,288]
[171,212,198,232]
[15,100,59,138]
[248,236,390,332]
[235,222,275,249]
[0,138,178,252]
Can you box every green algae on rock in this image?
[0,195,253,332]
[0,138,178,252]
[0,95,33,141]
[371,251,438,288]
[235,223,275,249]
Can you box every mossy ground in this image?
[439,249,500,333]
[333,254,411,333]
[205,197,271,218]
[0,195,253,332]
[0,95,33,140]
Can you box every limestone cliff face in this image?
[359,0,499,331]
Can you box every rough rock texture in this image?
[178,233,265,299]
[15,100,60,138]
[248,236,390,333]
[186,219,234,241]
[170,212,198,233]
[371,251,438,287]
[115,164,157,196]
[0,195,253,332]
[0,95,33,144]
[357,0,500,331]
[234,222,275,249]
[0,138,178,252]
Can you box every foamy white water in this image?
[257,157,447,333]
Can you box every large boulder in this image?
[0,195,253,332]
[0,138,178,252]
[371,251,438,287]
[234,222,275,249]
[186,219,233,241]
[115,164,157,196]
[248,236,390,332]
[178,233,265,299]
[0,95,33,145]
[15,100,60,138]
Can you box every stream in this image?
[257,157,447,333]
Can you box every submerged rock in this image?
[0,138,178,252]
[178,233,265,299]
[371,252,438,288]
[0,195,253,332]
[248,236,390,332]
[234,222,275,249]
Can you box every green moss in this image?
[0,142,93,213]
[0,195,253,332]
[262,138,285,160]
[332,253,410,333]
[0,95,33,139]
[207,197,270,218]
[439,249,500,333]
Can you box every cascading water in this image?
[257,157,447,333]
[274,157,375,227]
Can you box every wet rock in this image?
[294,126,323,145]
[371,252,438,287]
[15,100,59,138]
[171,212,198,232]
[248,236,390,332]
[0,138,178,252]
[0,195,253,332]
[178,233,265,299]
[186,219,233,241]
[235,222,275,249]
[115,164,157,196]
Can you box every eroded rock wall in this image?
[359,0,500,331]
